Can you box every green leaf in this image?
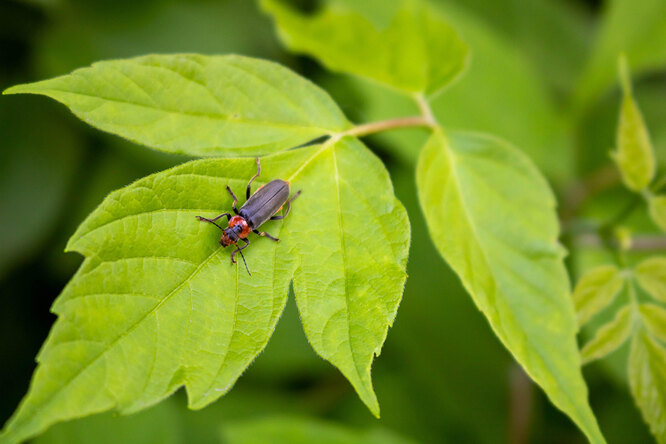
[581,305,634,364]
[612,56,655,192]
[573,265,625,327]
[574,0,666,110]
[639,303,666,343]
[222,416,416,444]
[648,195,666,232]
[635,257,666,303]
[629,330,666,443]
[416,130,605,443]
[3,54,350,157]
[0,142,409,442]
[261,0,468,97]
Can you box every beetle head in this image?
[220,228,236,247]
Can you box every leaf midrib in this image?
[12,87,338,135]
[435,132,595,436]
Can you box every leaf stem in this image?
[343,115,435,138]
[415,93,437,125]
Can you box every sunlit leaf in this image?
[612,56,655,192]
[416,130,605,443]
[336,1,573,184]
[635,257,666,303]
[0,143,409,442]
[3,54,350,157]
[261,0,468,97]
[581,305,634,364]
[573,265,625,327]
[222,416,416,444]
[648,195,666,232]
[628,330,666,443]
[639,303,666,344]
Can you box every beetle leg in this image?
[196,212,231,223]
[226,185,239,214]
[270,190,302,220]
[253,229,279,242]
[230,238,250,263]
[246,157,261,200]
[195,212,231,230]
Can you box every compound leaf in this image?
[261,0,468,97]
[573,265,625,327]
[612,56,655,192]
[0,142,409,442]
[639,303,666,343]
[648,195,666,232]
[3,54,350,157]
[416,130,605,444]
[581,305,634,364]
[636,257,666,303]
[629,330,666,443]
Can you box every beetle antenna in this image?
[238,249,251,276]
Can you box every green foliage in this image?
[0,142,408,443]
[416,130,604,443]
[261,0,468,97]
[636,257,666,303]
[7,0,666,442]
[222,416,415,444]
[581,305,634,364]
[4,55,350,157]
[629,330,666,443]
[612,56,655,192]
[648,195,666,232]
[639,304,666,344]
[573,265,625,327]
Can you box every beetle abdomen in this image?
[239,179,290,228]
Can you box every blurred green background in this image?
[1,0,664,442]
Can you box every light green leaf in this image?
[222,416,416,444]
[329,2,573,184]
[3,54,350,157]
[636,257,666,303]
[581,305,634,364]
[261,0,468,97]
[649,195,666,232]
[574,0,666,110]
[629,330,666,443]
[416,130,605,443]
[612,56,655,191]
[0,143,409,442]
[573,265,625,327]
[639,303,666,343]
[286,138,409,417]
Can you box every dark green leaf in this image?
[261,0,468,97]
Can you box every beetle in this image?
[196,158,301,275]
